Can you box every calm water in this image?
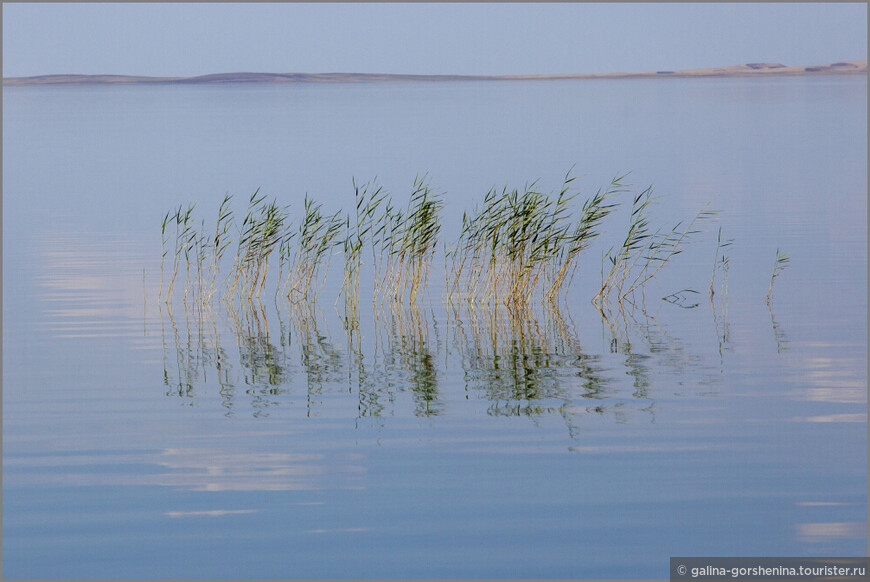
[3,76,867,579]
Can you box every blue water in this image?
[3,76,867,578]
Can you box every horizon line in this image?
[4,60,867,86]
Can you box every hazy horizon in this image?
[3,3,867,78]
[4,60,868,81]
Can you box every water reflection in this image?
[167,509,258,518]
[157,293,722,433]
[706,289,733,364]
[155,447,365,491]
[373,299,442,417]
[767,300,790,353]
[5,447,366,492]
[30,232,740,431]
[22,229,775,438]
[448,302,608,433]
[795,522,867,543]
[790,355,867,404]
[35,232,148,339]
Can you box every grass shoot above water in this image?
[157,171,785,315]
[765,248,790,304]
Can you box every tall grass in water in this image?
[206,194,234,302]
[623,203,718,299]
[282,194,343,303]
[159,210,171,303]
[376,176,443,304]
[163,203,197,305]
[398,176,443,302]
[546,174,623,302]
[595,187,717,307]
[448,172,621,309]
[371,198,402,304]
[765,248,789,303]
[158,170,736,314]
[227,189,265,300]
[251,199,285,301]
[448,183,555,306]
[226,190,287,303]
[595,187,656,306]
[339,179,386,326]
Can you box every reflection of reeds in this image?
[711,291,731,362]
[157,274,719,430]
[709,226,733,298]
[372,294,442,416]
[451,300,602,426]
[709,230,732,361]
[767,301,790,353]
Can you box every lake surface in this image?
[3,76,867,579]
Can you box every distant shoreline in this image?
[3,61,866,86]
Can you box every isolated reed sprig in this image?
[765,248,789,303]
[206,194,234,302]
[709,226,733,298]
[160,210,172,302]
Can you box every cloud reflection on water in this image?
[5,447,367,492]
[35,232,149,338]
[795,522,867,543]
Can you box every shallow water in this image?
[3,76,867,578]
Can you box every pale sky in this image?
[3,2,867,78]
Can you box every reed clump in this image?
[157,171,724,312]
[339,179,387,326]
[227,190,286,302]
[447,171,622,309]
[290,195,344,302]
